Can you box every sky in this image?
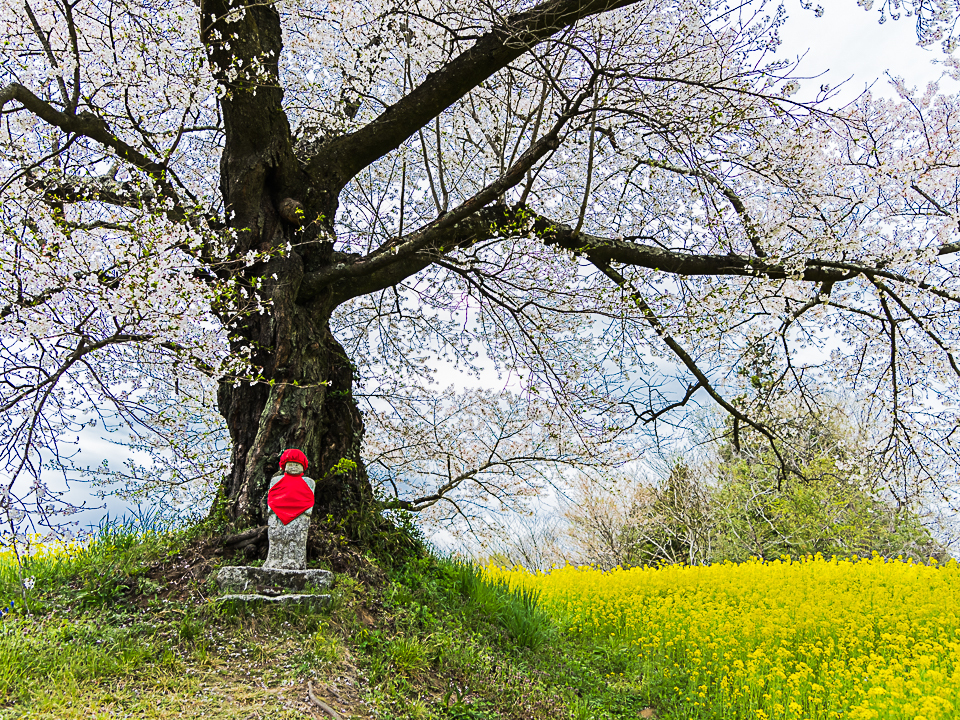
[775,0,956,101]
[39,0,958,535]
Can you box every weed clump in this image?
[453,562,554,650]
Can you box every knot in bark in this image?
[279,198,306,227]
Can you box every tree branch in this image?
[538,215,960,301]
[303,189,960,313]
[869,276,960,378]
[588,259,799,478]
[299,103,582,303]
[317,0,642,186]
[25,170,156,209]
[0,83,186,220]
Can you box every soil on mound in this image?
[136,517,414,606]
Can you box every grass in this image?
[9,516,949,719]
[453,562,555,650]
[0,518,664,720]
[0,507,178,613]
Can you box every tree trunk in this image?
[215,306,373,529]
[200,0,374,532]
[208,137,376,529]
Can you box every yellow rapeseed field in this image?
[489,555,960,720]
[0,534,85,564]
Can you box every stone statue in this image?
[264,448,315,570]
[216,448,331,603]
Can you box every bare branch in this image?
[317,0,643,185]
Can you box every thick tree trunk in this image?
[215,307,372,528]
[200,0,374,532]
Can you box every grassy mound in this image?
[0,519,662,720]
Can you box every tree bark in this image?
[201,0,373,530]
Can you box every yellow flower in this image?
[489,555,960,720]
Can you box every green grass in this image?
[0,508,182,615]
[0,519,667,719]
[452,562,555,650]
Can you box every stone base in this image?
[218,593,331,606]
[216,566,333,594]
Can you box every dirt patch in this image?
[138,535,223,604]
[305,526,387,586]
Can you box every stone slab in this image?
[216,565,333,593]
[218,593,331,606]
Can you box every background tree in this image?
[550,397,941,570]
[3,0,960,542]
[711,381,939,561]
[481,511,570,572]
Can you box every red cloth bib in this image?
[267,474,314,525]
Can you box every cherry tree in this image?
[2,0,960,539]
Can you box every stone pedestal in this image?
[216,565,333,593]
[219,592,332,605]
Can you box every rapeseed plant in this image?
[0,533,85,563]
[490,554,960,720]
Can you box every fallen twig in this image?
[307,681,343,720]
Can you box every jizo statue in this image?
[215,447,331,600]
[264,448,315,571]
